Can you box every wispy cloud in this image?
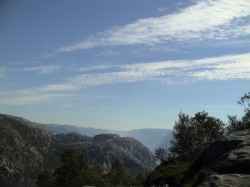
[0,67,7,78]
[193,55,250,80]
[157,7,169,12]
[19,65,61,74]
[4,94,68,105]
[0,52,249,105]
[76,64,118,73]
[0,65,61,75]
[80,53,249,84]
[58,0,250,52]
[0,89,70,105]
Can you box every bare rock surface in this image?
[199,174,250,187]
[0,114,52,184]
[198,129,250,186]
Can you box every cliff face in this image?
[53,133,156,174]
[0,114,51,185]
[197,129,250,186]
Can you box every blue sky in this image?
[0,0,250,130]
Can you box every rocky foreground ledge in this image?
[197,129,250,187]
[201,174,250,187]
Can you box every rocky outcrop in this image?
[53,132,92,143]
[197,129,250,186]
[144,128,250,187]
[0,114,51,185]
[93,134,120,143]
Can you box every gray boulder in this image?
[198,129,250,186]
[199,174,250,187]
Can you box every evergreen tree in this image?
[54,149,89,187]
[109,159,126,185]
[36,169,55,187]
[108,159,133,186]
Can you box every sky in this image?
[0,0,250,130]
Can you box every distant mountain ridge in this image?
[43,124,172,151]
[44,123,113,136]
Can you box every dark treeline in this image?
[36,149,144,187]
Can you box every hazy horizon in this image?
[44,122,173,131]
[1,0,250,130]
